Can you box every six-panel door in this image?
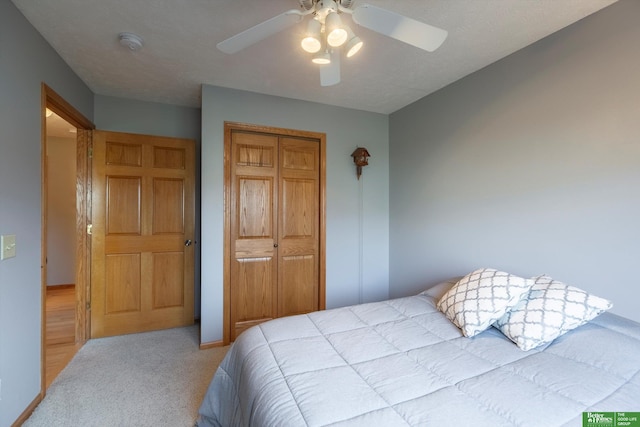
[91,130,195,338]
[230,130,320,341]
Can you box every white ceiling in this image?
[12,0,617,114]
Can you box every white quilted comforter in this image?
[197,285,640,426]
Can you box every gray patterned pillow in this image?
[437,268,534,337]
[494,275,613,351]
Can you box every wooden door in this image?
[229,131,279,340]
[278,137,320,317]
[226,123,325,343]
[91,130,195,338]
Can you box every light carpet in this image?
[25,326,228,427]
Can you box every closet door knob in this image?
[274,243,278,248]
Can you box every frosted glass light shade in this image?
[312,50,331,64]
[344,26,363,57]
[325,12,347,47]
[345,37,363,57]
[301,19,322,53]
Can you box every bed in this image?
[197,273,640,426]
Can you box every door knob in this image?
[185,239,192,247]
[273,243,278,248]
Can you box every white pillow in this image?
[494,275,613,351]
[437,268,534,337]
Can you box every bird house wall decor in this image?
[351,147,371,180]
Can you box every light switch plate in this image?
[1,234,16,260]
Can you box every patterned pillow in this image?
[494,275,613,351]
[437,268,534,337]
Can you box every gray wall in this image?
[200,85,389,344]
[93,94,202,317]
[0,2,94,425]
[389,0,640,323]
[94,95,201,140]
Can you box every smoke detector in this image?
[118,32,143,51]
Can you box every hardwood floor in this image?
[46,285,81,388]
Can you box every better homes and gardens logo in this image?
[583,413,640,427]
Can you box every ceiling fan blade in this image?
[217,9,305,54]
[320,50,341,87]
[351,4,447,52]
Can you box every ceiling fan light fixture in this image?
[345,37,363,57]
[216,0,448,88]
[325,12,347,47]
[312,50,331,65]
[343,26,363,57]
[301,18,322,53]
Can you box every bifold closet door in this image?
[229,130,320,341]
[230,132,279,341]
[277,137,320,317]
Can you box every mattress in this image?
[197,283,640,426]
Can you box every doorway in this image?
[40,84,197,392]
[89,130,196,338]
[41,83,94,392]
[44,108,79,387]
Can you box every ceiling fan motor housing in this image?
[315,0,339,22]
[300,0,353,12]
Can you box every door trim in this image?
[41,83,95,395]
[222,121,326,345]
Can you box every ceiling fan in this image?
[217,0,448,86]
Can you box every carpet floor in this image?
[25,325,228,427]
